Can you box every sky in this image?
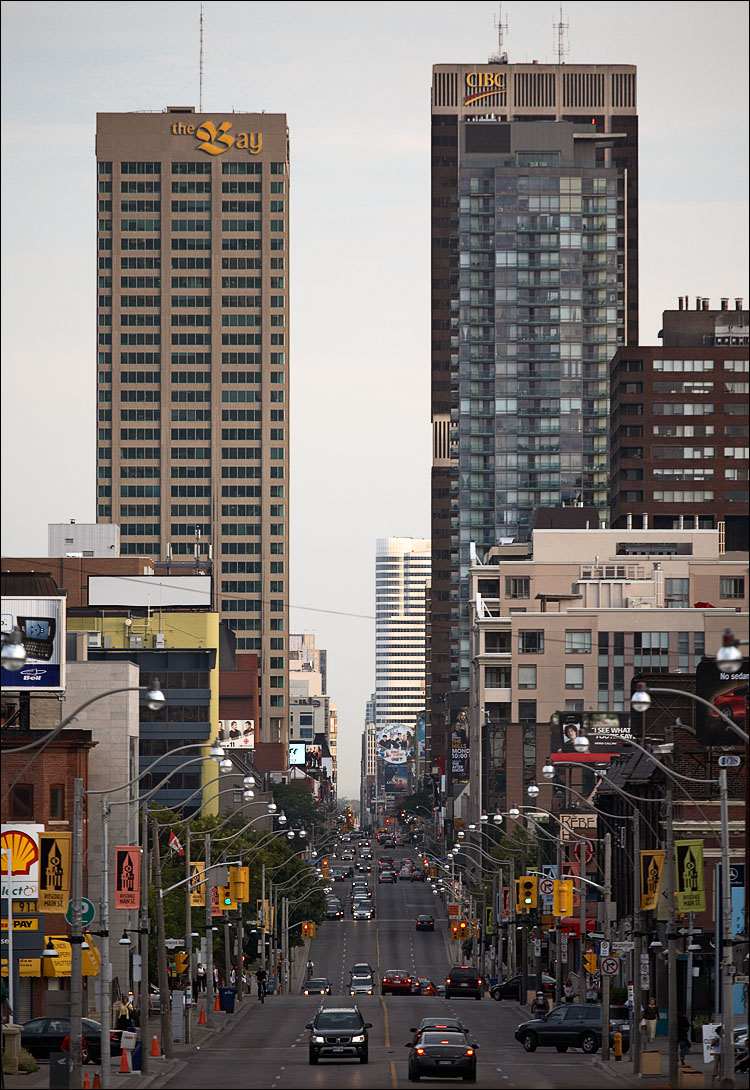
[1,1,748,798]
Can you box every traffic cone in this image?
[214,992,221,1011]
[83,1076,91,1089]
[119,1048,131,1074]
[92,1075,101,1089]
[198,1004,206,1025]
[150,1034,160,1057]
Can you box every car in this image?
[409,1018,471,1045]
[415,914,435,931]
[302,977,333,996]
[412,977,439,996]
[713,684,747,725]
[353,903,374,920]
[410,868,427,881]
[325,902,344,920]
[350,962,374,979]
[307,1006,372,1065]
[445,965,483,1000]
[406,1029,477,1082]
[399,865,414,880]
[20,1017,121,1064]
[490,972,556,1002]
[382,968,413,995]
[378,857,395,870]
[357,860,372,873]
[350,975,375,995]
[379,869,397,883]
[331,868,347,882]
[513,1003,630,1055]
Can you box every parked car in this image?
[302,977,332,996]
[445,965,483,1000]
[382,968,413,995]
[514,1003,630,1054]
[415,914,435,931]
[20,1017,121,1064]
[490,972,556,1002]
[405,1029,477,1082]
[307,1006,372,1065]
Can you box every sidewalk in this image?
[590,1031,715,1087]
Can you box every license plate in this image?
[332,1047,344,1053]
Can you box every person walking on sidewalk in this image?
[678,1013,691,1064]
[709,1025,723,1082]
[563,978,575,1003]
[643,997,660,1043]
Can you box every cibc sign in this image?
[465,70,507,106]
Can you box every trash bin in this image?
[49,1052,70,1089]
[219,986,237,1013]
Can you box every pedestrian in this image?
[643,997,660,1043]
[197,962,206,991]
[586,978,598,1004]
[678,1013,691,1064]
[563,977,575,1003]
[306,958,315,980]
[115,994,135,1031]
[709,1025,723,1082]
[531,991,549,1017]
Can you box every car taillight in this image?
[416,1048,425,1055]
[446,977,451,984]
[465,1049,474,1056]
[477,978,482,985]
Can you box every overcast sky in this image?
[1,1,748,797]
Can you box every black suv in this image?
[490,972,556,1002]
[445,964,483,1000]
[306,1006,372,1065]
[514,1003,630,1055]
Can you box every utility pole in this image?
[151,815,173,1060]
[665,779,679,1087]
[70,778,84,1090]
[632,809,643,1077]
[140,806,150,1075]
[184,829,192,1044]
[204,833,215,1028]
[601,832,612,1063]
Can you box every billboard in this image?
[416,712,426,761]
[88,574,211,608]
[451,709,470,783]
[376,724,414,765]
[550,710,632,763]
[217,720,255,750]
[288,742,306,766]
[695,658,748,747]
[1,597,66,691]
[1,824,45,900]
[383,764,409,794]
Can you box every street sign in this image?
[601,956,619,976]
[64,898,95,928]
[539,878,554,896]
[717,755,741,768]
[590,930,605,940]
[600,940,610,957]
[574,840,594,864]
[677,926,704,937]
[612,940,634,953]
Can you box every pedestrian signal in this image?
[553,879,574,917]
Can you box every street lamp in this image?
[715,629,743,673]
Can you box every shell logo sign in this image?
[1,824,44,900]
[171,118,262,156]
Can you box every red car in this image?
[713,685,747,725]
[381,969,413,995]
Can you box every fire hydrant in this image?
[613,1031,623,1061]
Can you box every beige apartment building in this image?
[463,528,748,824]
[95,108,289,744]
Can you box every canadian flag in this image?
[168,829,184,857]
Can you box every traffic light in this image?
[519,876,538,910]
[459,920,468,938]
[321,859,329,878]
[220,886,237,910]
[302,922,310,938]
[552,879,574,917]
[583,950,597,975]
[451,923,460,941]
[174,952,188,974]
[229,866,249,903]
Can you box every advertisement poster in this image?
[217,719,255,750]
[675,839,705,913]
[695,658,748,746]
[416,713,426,761]
[288,742,306,767]
[550,710,632,764]
[451,709,470,783]
[115,846,143,910]
[383,764,409,794]
[38,832,72,913]
[376,724,414,765]
[1,597,66,692]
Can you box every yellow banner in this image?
[640,850,665,911]
[675,840,705,913]
[38,832,72,913]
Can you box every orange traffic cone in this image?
[83,1075,91,1089]
[150,1034,160,1057]
[198,1004,206,1025]
[92,1075,101,1089]
[214,992,221,1011]
[119,1047,131,1074]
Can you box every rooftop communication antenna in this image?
[554,4,570,65]
[489,3,509,64]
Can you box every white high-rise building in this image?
[375,538,431,732]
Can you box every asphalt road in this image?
[157,844,643,1089]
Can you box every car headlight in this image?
[351,1034,365,1043]
[313,1035,325,1043]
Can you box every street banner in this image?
[640,850,665,912]
[115,846,142,910]
[189,861,206,907]
[38,832,71,913]
[675,839,706,913]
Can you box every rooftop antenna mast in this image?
[490,3,509,63]
[199,3,204,112]
[554,4,570,65]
